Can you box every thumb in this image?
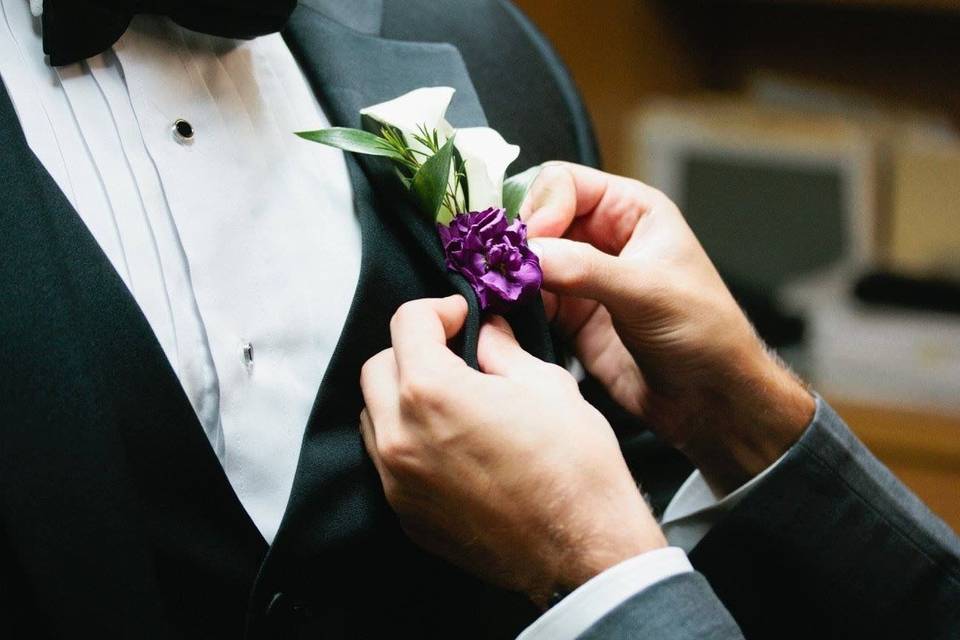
[530,237,638,307]
[477,316,543,378]
[432,294,471,340]
[390,295,470,373]
[520,163,577,238]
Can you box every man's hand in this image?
[359,296,665,606]
[522,163,815,493]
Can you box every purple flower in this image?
[438,207,543,313]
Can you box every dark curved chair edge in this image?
[497,0,602,169]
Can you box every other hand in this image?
[359,296,665,606]
[522,163,815,493]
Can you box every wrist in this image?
[683,347,815,495]
[530,510,667,609]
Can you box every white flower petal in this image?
[360,87,456,150]
[438,118,456,142]
[454,127,520,211]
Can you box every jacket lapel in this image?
[246,7,542,635]
[270,0,486,549]
[284,0,489,415]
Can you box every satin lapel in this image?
[284,2,555,429]
[282,5,490,430]
[0,82,267,605]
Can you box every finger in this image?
[359,408,385,475]
[523,162,661,255]
[532,237,639,308]
[360,348,401,424]
[520,162,577,238]
[571,304,648,416]
[540,289,559,322]
[477,316,543,378]
[359,408,401,499]
[548,292,601,341]
[390,295,470,376]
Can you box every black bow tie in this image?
[42,0,297,66]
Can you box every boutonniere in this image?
[297,87,542,313]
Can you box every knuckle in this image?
[563,244,595,288]
[359,360,373,387]
[391,299,425,331]
[543,362,579,388]
[627,179,677,212]
[646,185,669,203]
[360,349,392,388]
[651,188,682,215]
[378,432,417,474]
[398,373,443,413]
[630,179,665,202]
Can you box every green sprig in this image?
[296,122,469,220]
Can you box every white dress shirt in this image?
[0,0,361,544]
[0,2,780,636]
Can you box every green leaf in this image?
[502,164,544,221]
[411,136,456,220]
[393,166,412,190]
[435,205,455,226]
[454,149,469,213]
[295,127,404,161]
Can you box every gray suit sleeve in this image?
[577,572,744,639]
[690,398,960,639]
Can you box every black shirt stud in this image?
[173,118,195,145]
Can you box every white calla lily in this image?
[453,127,520,211]
[359,86,456,152]
[355,87,520,214]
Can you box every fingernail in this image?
[520,201,541,222]
[528,240,544,260]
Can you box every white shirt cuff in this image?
[516,547,692,640]
[661,450,789,552]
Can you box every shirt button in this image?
[172,118,195,144]
[241,342,254,371]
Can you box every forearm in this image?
[675,347,815,494]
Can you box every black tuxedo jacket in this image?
[0,1,600,638]
[6,3,958,640]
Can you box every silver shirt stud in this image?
[173,118,195,145]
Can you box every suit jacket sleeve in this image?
[690,397,960,639]
[576,572,744,639]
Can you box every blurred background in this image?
[515,0,960,529]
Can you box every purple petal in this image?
[438,208,542,312]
